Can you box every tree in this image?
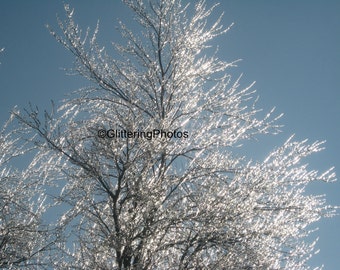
[0,51,57,269]
[14,0,336,269]
[0,114,56,269]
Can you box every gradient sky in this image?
[0,1,339,268]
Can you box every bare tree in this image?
[15,0,336,269]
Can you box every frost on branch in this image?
[15,0,337,269]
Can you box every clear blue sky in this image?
[0,1,339,268]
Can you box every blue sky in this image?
[0,0,339,268]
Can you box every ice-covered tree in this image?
[0,49,57,269]
[0,115,56,269]
[15,0,336,269]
